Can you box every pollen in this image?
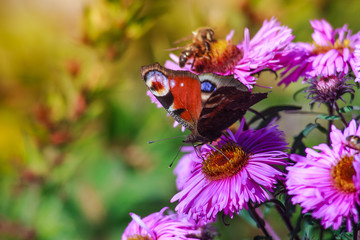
[331,155,356,193]
[127,235,152,240]
[312,38,353,55]
[201,141,249,181]
[193,39,242,74]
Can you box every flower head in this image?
[165,18,294,88]
[286,120,360,231]
[171,120,288,224]
[304,74,355,107]
[122,207,217,240]
[279,19,360,86]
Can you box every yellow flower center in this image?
[331,155,356,193]
[312,39,352,55]
[202,142,249,181]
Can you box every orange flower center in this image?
[331,155,356,193]
[312,39,352,55]
[202,142,249,181]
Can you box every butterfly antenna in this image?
[207,143,232,163]
[148,135,187,144]
[169,143,184,168]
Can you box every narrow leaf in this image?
[339,105,360,113]
[315,114,340,122]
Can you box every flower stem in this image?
[272,200,300,240]
[327,103,334,145]
[248,203,280,240]
[352,218,358,240]
[319,224,324,240]
[334,102,348,127]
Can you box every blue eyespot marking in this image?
[201,81,216,92]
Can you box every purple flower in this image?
[165,18,294,88]
[286,120,360,231]
[171,120,288,224]
[354,46,360,82]
[279,19,360,86]
[122,207,216,240]
[304,74,355,107]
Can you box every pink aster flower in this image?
[165,18,294,88]
[279,19,360,86]
[171,120,288,225]
[286,119,360,231]
[354,46,360,82]
[122,207,217,240]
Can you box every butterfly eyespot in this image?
[145,70,169,96]
[141,63,267,144]
[201,80,217,93]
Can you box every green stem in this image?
[248,203,271,239]
[352,218,358,240]
[334,102,348,127]
[319,224,324,240]
[273,201,300,240]
[327,103,334,145]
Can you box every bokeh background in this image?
[1,0,360,239]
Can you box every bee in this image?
[178,27,217,69]
[345,135,360,151]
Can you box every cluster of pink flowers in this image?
[287,120,360,231]
[278,19,360,86]
[123,18,360,239]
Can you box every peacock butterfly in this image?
[141,63,267,144]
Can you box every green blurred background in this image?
[0,0,359,239]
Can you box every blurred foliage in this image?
[0,0,360,239]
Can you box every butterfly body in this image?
[141,63,267,144]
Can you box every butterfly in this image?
[141,63,267,145]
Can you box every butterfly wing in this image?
[197,73,267,141]
[141,63,202,131]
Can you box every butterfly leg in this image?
[207,142,232,163]
[193,143,205,161]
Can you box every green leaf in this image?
[248,105,301,129]
[292,86,308,101]
[315,114,340,122]
[339,105,360,113]
[291,123,327,154]
[301,123,323,136]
